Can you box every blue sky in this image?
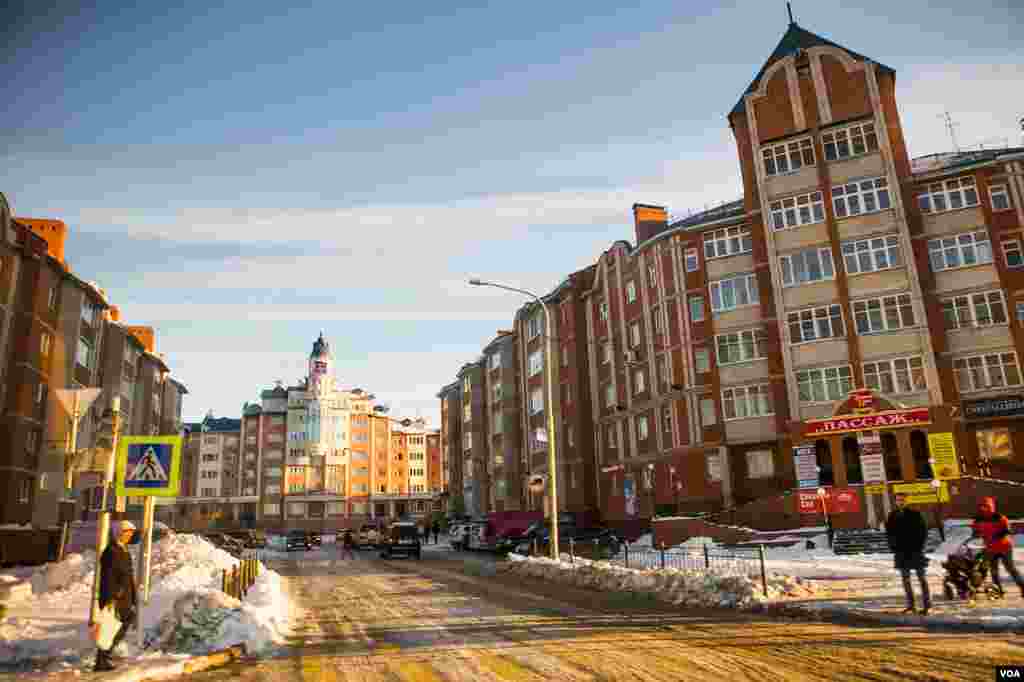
[2,0,1021,424]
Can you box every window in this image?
[40,333,51,359]
[990,184,1012,212]
[35,382,47,408]
[700,399,717,427]
[489,353,501,370]
[797,365,853,403]
[561,345,569,367]
[637,415,649,441]
[977,427,1013,461]
[564,382,572,403]
[661,405,672,438]
[652,307,663,334]
[462,375,471,393]
[770,192,825,230]
[709,274,759,312]
[1018,302,1024,324]
[746,450,775,478]
[853,294,915,334]
[201,488,217,498]
[864,357,927,394]
[689,295,705,322]
[832,177,891,218]
[780,248,835,286]
[928,231,992,271]
[263,503,280,515]
[25,429,38,454]
[703,225,752,259]
[722,385,774,420]
[941,290,1007,330]
[1003,240,1023,269]
[598,301,609,321]
[685,248,699,272]
[715,328,768,365]
[492,382,503,404]
[47,286,57,311]
[528,350,543,377]
[528,314,542,339]
[530,388,544,414]
[602,343,612,364]
[822,121,878,161]
[656,354,668,390]
[629,322,641,348]
[493,412,503,434]
[202,454,218,463]
[265,466,282,478]
[81,303,96,325]
[762,137,814,176]
[706,454,723,482]
[567,425,574,447]
[788,304,844,343]
[604,383,615,407]
[694,348,710,373]
[917,176,979,213]
[607,425,617,449]
[634,369,645,394]
[954,353,1023,392]
[201,470,218,479]
[625,280,637,303]
[647,264,657,289]
[842,235,902,275]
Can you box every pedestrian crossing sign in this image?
[116,436,182,497]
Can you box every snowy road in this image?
[177,549,1016,681]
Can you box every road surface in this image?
[183,548,1018,681]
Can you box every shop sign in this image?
[804,408,931,437]
[793,444,819,489]
[864,483,886,495]
[927,432,961,480]
[892,481,950,504]
[798,487,862,514]
[964,396,1024,420]
[858,432,886,485]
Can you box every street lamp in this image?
[469,277,560,560]
[930,476,945,541]
[669,466,679,513]
[817,486,833,548]
[645,463,655,518]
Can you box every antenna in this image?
[939,110,961,153]
[787,2,795,24]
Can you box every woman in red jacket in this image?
[972,497,1024,598]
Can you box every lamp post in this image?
[669,466,680,514]
[470,278,560,559]
[930,476,945,541]
[645,463,655,518]
[817,486,832,548]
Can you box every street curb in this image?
[762,601,1024,634]
[109,644,247,682]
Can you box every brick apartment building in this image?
[439,21,1024,530]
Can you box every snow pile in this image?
[506,554,817,609]
[0,533,289,672]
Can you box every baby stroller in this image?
[941,538,1003,601]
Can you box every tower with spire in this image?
[309,331,333,394]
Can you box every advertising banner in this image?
[798,487,862,514]
[927,432,961,480]
[804,407,931,437]
[793,444,819,489]
[857,431,886,485]
[893,481,950,504]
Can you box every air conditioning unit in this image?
[624,350,637,364]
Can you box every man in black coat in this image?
[885,494,931,615]
[95,520,138,671]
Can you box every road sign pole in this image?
[137,496,156,649]
[57,393,80,562]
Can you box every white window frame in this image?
[607,425,617,449]
[822,121,878,162]
[770,191,825,230]
[990,184,1012,212]
[746,450,775,479]
[493,412,503,434]
[841,234,902,275]
[918,176,979,214]
[715,328,768,365]
[263,503,280,515]
[637,415,649,441]
[489,353,501,370]
[761,136,814,176]
[529,388,544,415]
[699,398,717,427]
[722,384,774,420]
[598,301,609,321]
[492,382,503,403]
[706,454,722,482]
[852,294,915,334]
[780,247,835,287]
[629,322,641,348]
[528,350,543,377]
[602,343,612,364]
[647,264,657,289]
[625,280,637,304]
[652,306,663,334]
[954,352,1023,393]
[832,177,891,218]
[796,365,854,403]
[661,405,673,439]
[527,314,543,339]
[694,348,711,373]
[76,336,92,369]
[787,304,844,344]
[1003,239,1023,269]
[689,295,705,322]
[863,356,927,395]
[634,369,645,394]
[928,230,992,272]
[684,248,699,272]
[941,290,1008,330]
[709,273,759,312]
[703,225,753,259]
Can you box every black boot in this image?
[94,650,116,672]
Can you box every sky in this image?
[1,0,1022,425]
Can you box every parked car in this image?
[448,523,467,549]
[472,511,543,553]
[513,518,621,558]
[380,522,421,560]
[307,531,322,547]
[286,529,312,552]
[357,524,379,548]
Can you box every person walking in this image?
[432,521,440,545]
[885,493,931,615]
[972,496,1024,598]
[94,520,138,672]
[339,529,356,560]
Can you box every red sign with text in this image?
[798,487,862,514]
[803,407,931,437]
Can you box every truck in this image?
[466,511,544,553]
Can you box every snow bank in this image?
[0,533,289,673]
[506,554,817,609]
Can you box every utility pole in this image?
[89,397,121,625]
[939,111,961,153]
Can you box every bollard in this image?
[532,538,538,557]
[703,543,710,569]
[569,538,575,563]
[232,565,239,599]
[593,538,600,560]
[759,544,768,597]
[221,569,227,594]
[624,542,629,569]
[660,542,666,570]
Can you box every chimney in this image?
[632,204,668,244]
[109,305,121,322]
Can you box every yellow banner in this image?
[928,432,961,480]
[864,483,886,495]
[892,481,950,503]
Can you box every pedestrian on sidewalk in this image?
[94,520,138,672]
[885,493,931,615]
[339,529,356,561]
[972,496,1024,599]
[432,521,440,545]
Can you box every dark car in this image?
[380,522,421,560]
[307,531,322,547]
[286,529,312,552]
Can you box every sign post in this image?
[54,388,103,561]
[115,435,182,648]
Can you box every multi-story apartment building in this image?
[480,331,522,512]
[438,379,463,513]
[456,360,486,516]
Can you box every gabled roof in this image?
[731,22,894,116]
[199,416,241,433]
